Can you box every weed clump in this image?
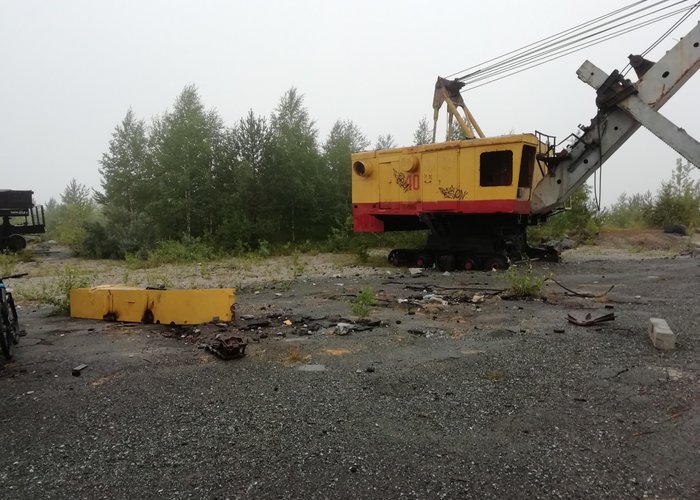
[18,265,93,314]
[505,263,547,299]
[355,245,369,263]
[0,252,18,276]
[126,239,222,268]
[483,370,508,381]
[351,287,375,318]
[285,345,309,364]
[291,251,305,277]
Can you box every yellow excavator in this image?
[351,20,700,271]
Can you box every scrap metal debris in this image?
[334,320,380,335]
[72,363,88,376]
[548,278,615,299]
[336,322,353,335]
[237,319,272,330]
[205,334,247,360]
[408,328,448,338]
[566,311,615,326]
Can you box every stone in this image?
[335,322,353,335]
[297,364,326,372]
[649,318,676,351]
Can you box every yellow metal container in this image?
[70,285,235,325]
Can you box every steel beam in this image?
[530,21,700,214]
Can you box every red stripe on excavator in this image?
[352,200,531,232]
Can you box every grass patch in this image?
[351,287,375,319]
[355,245,369,264]
[291,251,305,277]
[126,239,223,268]
[483,370,508,381]
[144,270,174,289]
[504,263,548,299]
[0,253,19,276]
[285,345,310,364]
[18,265,93,314]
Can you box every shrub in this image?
[19,265,93,314]
[351,287,375,318]
[128,239,222,267]
[505,263,547,298]
[291,251,305,277]
[78,220,126,259]
[0,253,18,276]
[355,245,369,263]
[528,185,600,244]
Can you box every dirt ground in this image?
[1,230,698,499]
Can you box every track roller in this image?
[414,252,433,269]
[458,254,479,271]
[483,254,508,271]
[436,254,456,272]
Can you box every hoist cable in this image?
[450,0,700,88]
[454,1,695,85]
[642,2,700,54]
[454,0,686,83]
[460,6,696,91]
[621,1,700,74]
[452,0,692,83]
[460,6,690,86]
[445,0,648,79]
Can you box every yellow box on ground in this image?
[70,285,235,325]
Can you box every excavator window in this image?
[479,150,512,186]
[518,145,536,188]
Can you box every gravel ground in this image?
[1,245,698,499]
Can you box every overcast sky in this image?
[1,0,698,207]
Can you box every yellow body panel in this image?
[70,286,235,325]
[352,134,545,205]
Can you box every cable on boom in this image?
[447,0,699,92]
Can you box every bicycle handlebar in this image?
[0,273,29,280]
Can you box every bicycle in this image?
[0,273,27,360]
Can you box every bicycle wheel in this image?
[0,302,13,360]
[7,294,19,345]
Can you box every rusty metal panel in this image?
[70,286,235,325]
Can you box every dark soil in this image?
[1,251,698,499]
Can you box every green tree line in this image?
[602,158,700,230]
[57,85,379,258]
[531,158,700,242]
[43,84,699,259]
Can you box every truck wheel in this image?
[484,255,508,271]
[459,255,479,271]
[414,253,433,269]
[8,234,26,252]
[437,254,456,272]
[388,249,402,266]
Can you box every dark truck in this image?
[0,190,45,252]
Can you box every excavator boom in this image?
[531,21,700,214]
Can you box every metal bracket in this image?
[580,61,700,168]
[594,70,637,111]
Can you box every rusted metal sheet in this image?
[567,312,615,326]
[205,334,247,360]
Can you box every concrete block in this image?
[649,318,676,351]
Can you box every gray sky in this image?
[1,0,698,207]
